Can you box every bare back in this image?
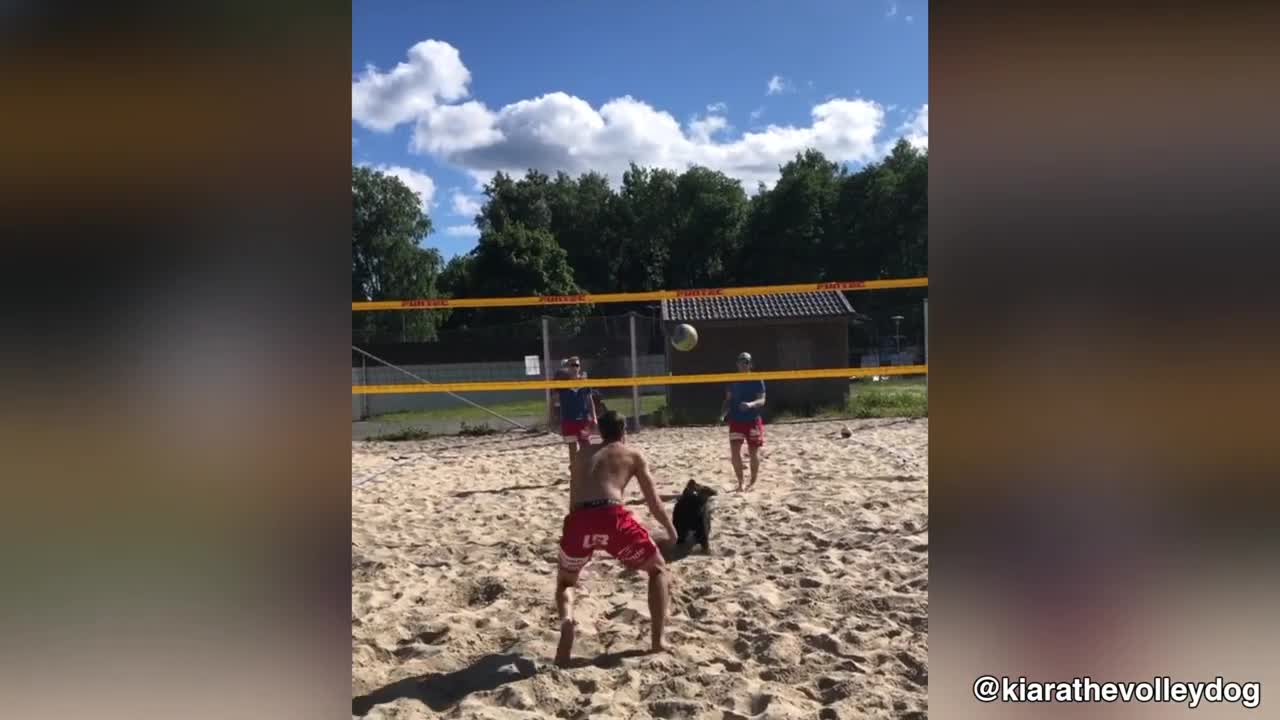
[568,442,639,507]
[552,411,675,667]
[566,438,674,544]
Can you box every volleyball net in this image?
[352,279,927,436]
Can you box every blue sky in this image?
[353,1,928,260]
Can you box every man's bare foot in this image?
[554,619,577,667]
[649,640,668,654]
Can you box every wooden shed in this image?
[660,292,856,422]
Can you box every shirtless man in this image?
[554,410,677,666]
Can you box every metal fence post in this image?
[360,353,369,420]
[542,316,553,432]
[629,312,640,431]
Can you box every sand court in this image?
[353,417,928,719]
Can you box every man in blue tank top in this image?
[719,351,766,491]
[554,356,597,468]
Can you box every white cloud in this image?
[749,107,765,121]
[424,93,884,192]
[886,1,898,18]
[354,39,906,194]
[766,74,789,96]
[899,104,928,149]
[367,164,436,210]
[906,15,914,23]
[688,114,730,143]
[706,101,728,114]
[352,40,472,132]
[443,224,480,238]
[450,190,483,217]
[411,101,503,154]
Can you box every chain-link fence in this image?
[353,316,551,434]
[849,288,928,368]
[543,311,667,429]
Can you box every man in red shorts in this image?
[554,410,677,666]
[720,351,766,491]
[552,356,597,468]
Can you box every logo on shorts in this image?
[583,534,610,549]
[619,547,646,563]
[748,427,761,437]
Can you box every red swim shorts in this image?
[558,503,658,573]
[728,417,765,447]
[560,418,592,445]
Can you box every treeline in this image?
[353,139,926,342]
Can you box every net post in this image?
[360,353,369,420]
[542,316,553,432]
[923,298,928,398]
[629,311,640,431]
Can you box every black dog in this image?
[672,479,718,553]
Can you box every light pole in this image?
[891,315,904,356]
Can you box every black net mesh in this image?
[351,289,927,435]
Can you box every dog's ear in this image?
[701,485,718,497]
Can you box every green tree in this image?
[736,150,844,284]
[829,139,928,280]
[666,166,748,289]
[827,140,929,347]
[877,139,928,278]
[351,165,446,342]
[547,171,622,293]
[438,253,474,298]
[477,170,553,235]
[612,164,678,292]
[407,145,927,334]
[444,222,584,328]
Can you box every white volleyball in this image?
[671,323,699,351]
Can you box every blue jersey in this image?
[557,387,593,421]
[727,380,766,422]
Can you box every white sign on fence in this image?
[524,355,541,376]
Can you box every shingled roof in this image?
[661,291,855,323]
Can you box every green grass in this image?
[650,377,927,426]
[766,377,928,422]
[372,393,668,424]
[846,376,928,418]
[372,428,434,441]
[369,421,503,441]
